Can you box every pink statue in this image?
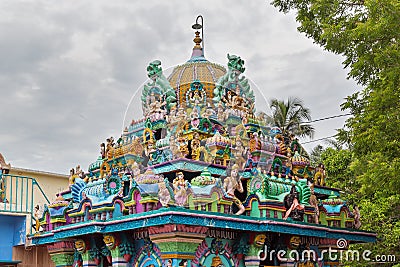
[173,172,188,207]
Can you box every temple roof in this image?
[30,207,376,245]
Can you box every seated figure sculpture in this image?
[223,164,245,215]
[283,185,305,221]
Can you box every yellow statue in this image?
[103,234,116,249]
[211,256,224,267]
[74,239,86,253]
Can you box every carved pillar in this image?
[47,241,75,267]
[103,233,134,267]
[81,251,98,267]
[74,238,98,267]
[244,248,261,267]
[109,250,127,267]
[148,224,207,261]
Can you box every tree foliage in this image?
[271,0,400,264]
[266,97,315,139]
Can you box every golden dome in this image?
[168,28,226,108]
[168,61,226,107]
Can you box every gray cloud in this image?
[0,0,358,173]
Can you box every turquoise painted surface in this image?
[0,214,26,260]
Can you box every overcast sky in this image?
[0,1,359,174]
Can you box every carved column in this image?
[148,224,207,261]
[74,239,98,267]
[103,233,134,267]
[107,244,127,267]
[47,241,75,267]
[81,251,98,267]
[244,247,261,267]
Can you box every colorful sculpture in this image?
[223,164,245,215]
[173,172,188,206]
[30,16,375,267]
[283,185,305,221]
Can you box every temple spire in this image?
[190,15,205,60]
[193,31,202,50]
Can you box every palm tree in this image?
[266,97,315,140]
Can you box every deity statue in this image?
[283,185,305,221]
[34,205,40,233]
[189,89,204,108]
[100,143,106,159]
[167,106,179,126]
[202,103,216,119]
[177,136,189,158]
[217,102,225,122]
[131,162,142,184]
[222,90,235,109]
[314,163,326,186]
[147,93,167,120]
[190,133,201,160]
[146,92,157,106]
[173,172,188,206]
[309,185,319,224]
[198,145,213,163]
[223,164,245,215]
[106,137,115,159]
[69,165,84,185]
[142,60,177,116]
[249,132,262,153]
[213,54,253,109]
[284,158,292,177]
[233,136,247,169]
[176,107,188,133]
[75,165,83,178]
[68,168,76,185]
[274,134,286,155]
[158,181,171,207]
[190,108,200,129]
[145,140,157,162]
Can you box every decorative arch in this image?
[186,80,207,109]
[134,239,162,267]
[112,198,125,218]
[143,128,154,143]
[100,161,110,178]
[245,196,261,218]
[193,239,239,267]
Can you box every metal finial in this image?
[192,15,204,51]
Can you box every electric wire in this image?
[307,113,351,123]
[302,135,337,144]
[300,113,351,144]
